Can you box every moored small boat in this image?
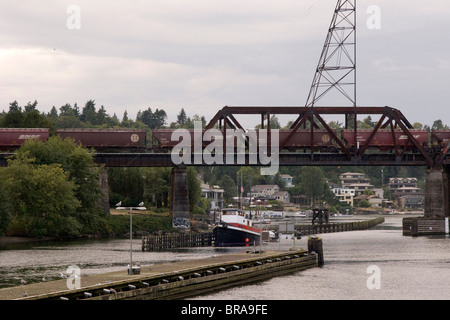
[213,208,261,247]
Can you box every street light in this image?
[116,201,146,275]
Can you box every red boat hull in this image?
[213,223,260,247]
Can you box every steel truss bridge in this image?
[95,106,446,168]
[0,106,447,168]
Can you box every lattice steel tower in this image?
[305,0,356,107]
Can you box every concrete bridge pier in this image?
[425,165,450,218]
[98,167,110,215]
[170,166,191,230]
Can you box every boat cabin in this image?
[220,208,254,227]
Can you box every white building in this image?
[272,191,291,203]
[388,177,423,209]
[280,174,294,188]
[251,185,280,198]
[201,183,224,210]
[332,187,355,206]
[340,172,371,187]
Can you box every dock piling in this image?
[308,236,324,267]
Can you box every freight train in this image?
[152,128,440,153]
[0,128,146,151]
[0,127,449,154]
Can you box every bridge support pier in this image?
[170,166,191,230]
[98,167,110,215]
[425,165,450,218]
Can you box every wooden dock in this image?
[142,232,214,251]
[1,248,319,300]
[403,217,449,236]
[297,217,385,236]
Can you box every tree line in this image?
[2,99,446,132]
[0,100,211,131]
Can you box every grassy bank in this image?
[4,210,175,241]
[105,212,175,237]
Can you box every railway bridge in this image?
[95,105,450,227]
[1,105,449,229]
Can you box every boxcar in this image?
[0,128,50,150]
[152,129,225,148]
[152,128,336,152]
[278,129,335,151]
[342,129,428,151]
[432,130,450,147]
[152,129,180,151]
[57,129,146,149]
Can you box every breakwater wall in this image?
[141,217,385,252]
[17,249,318,300]
[296,217,385,236]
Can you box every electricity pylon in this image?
[305,0,357,108]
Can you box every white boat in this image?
[213,208,261,247]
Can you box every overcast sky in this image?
[0,0,449,127]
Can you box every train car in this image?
[432,130,450,147]
[0,128,50,150]
[152,129,231,151]
[56,128,146,149]
[341,129,428,151]
[152,128,336,152]
[152,129,180,151]
[278,129,335,151]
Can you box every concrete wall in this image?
[425,166,450,218]
[170,166,191,230]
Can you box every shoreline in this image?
[0,236,53,245]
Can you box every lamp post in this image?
[116,201,146,275]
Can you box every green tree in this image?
[299,166,327,205]
[23,100,38,113]
[47,106,59,118]
[177,108,187,126]
[221,175,237,204]
[0,101,53,130]
[1,156,81,238]
[358,200,371,208]
[108,167,145,207]
[16,136,103,213]
[432,119,448,130]
[270,115,281,129]
[80,99,97,125]
[0,180,13,235]
[97,105,107,126]
[137,107,167,129]
[141,167,171,208]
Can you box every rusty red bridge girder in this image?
[0,106,448,168]
[98,106,446,168]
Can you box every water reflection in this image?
[2,215,450,300]
[0,237,244,289]
[191,216,450,300]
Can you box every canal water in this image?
[1,215,449,299]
